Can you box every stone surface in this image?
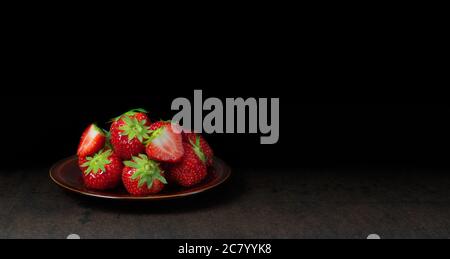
[1,167,450,239]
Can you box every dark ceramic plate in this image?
[50,156,231,200]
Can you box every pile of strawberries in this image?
[76,109,214,196]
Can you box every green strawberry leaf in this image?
[127,154,166,189]
[189,135,207,164]
[81,150,112,175]
[118,116,151,143]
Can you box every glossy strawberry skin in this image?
[122,166,165,196]
[77,124,106,157]
[168,142,208,187]
[110,113,151,160]
[78,153,123,190]
[149,121,167,130]
[183,133,214,166]
[146,121,184,163]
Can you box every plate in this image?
[50,156,231,200]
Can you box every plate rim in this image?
[50,156,231,200]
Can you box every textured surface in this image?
[1,167,450,239]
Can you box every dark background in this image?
[1,14,448,171]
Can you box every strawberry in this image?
[77,124,106,157]
[145,121,184,163]
[79,149,123,190]
[183,133,214,166]
[122,154,167,196]
[168,136,208,187]
[110,108,151,160]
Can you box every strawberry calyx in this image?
[189,135,207,164]
[81,149,112,175]
[124,154,167,189]
[119,115,151,143]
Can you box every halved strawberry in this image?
[77,124,106,157]
[145,121,184,163]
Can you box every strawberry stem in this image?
[110,108,148,122]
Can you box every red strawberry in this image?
[77,124,106,157]
[183,133,214,166]
[78,149,123,190]
[145,121,184,163]
[122,154,167,196]
[110,108,151,160]
[168,137,208,187]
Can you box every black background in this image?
[1,93,449,170]
[1,16,448,171]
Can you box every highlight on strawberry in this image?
[76,108,215,196]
